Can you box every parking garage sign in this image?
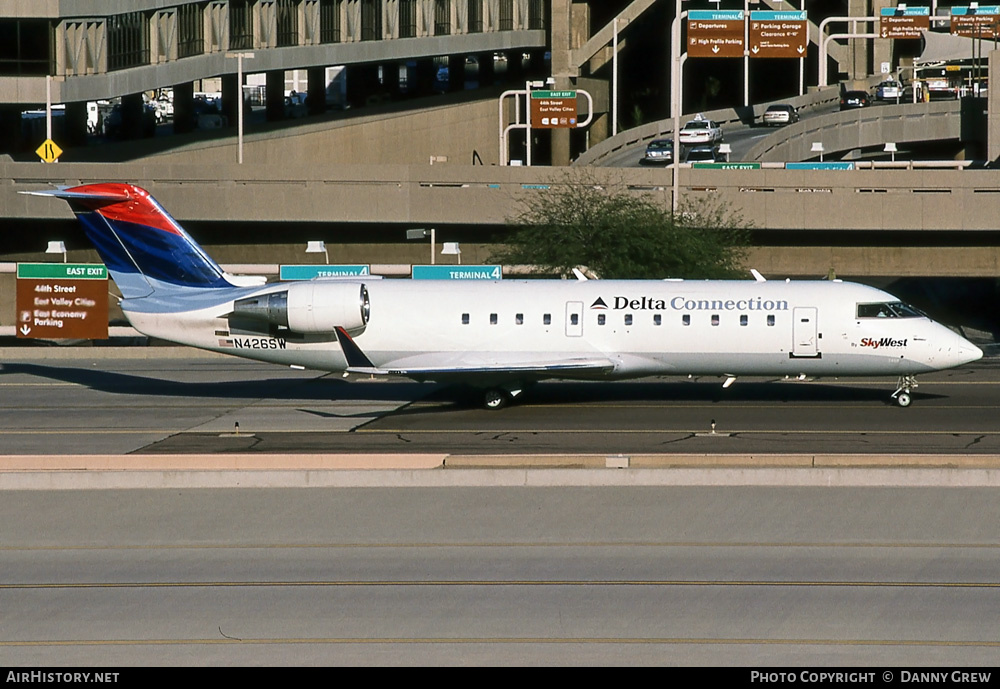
[749,11,808,58]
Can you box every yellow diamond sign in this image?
[35,139,63,163]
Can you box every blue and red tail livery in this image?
[26,183,231,298]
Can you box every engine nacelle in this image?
[231,282,369,333]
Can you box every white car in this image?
[876,80,902,101]
[762,104,799,127]
[678,115,723,145]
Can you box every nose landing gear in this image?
[891,375,917,407]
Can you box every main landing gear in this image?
[482,385,526,410]
[891,374,917,408]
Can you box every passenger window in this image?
[515,313,523,325]
[682,314,690,326]
[740,314,748,326]
[462,313,469,325]
[490,313,497,325]
[654,314,662,326]
[711,314,719,326]
[543,314,551,325]
[767,314,775,326]
[625,314,633,326]
[598,314,606,325]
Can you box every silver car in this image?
[641,138,673,164]
[762,104,799,126]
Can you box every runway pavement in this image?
[4,349,1000,666]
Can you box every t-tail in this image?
[23,183,233,299]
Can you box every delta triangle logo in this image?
[590,297,609,310]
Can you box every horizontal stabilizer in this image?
[21,187,131,204]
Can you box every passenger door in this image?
[792,307,819,357]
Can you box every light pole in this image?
[226,51,254,164]
[45,240,67,263]
[671,0,684,213]
[305,240,328,264]
[406,228,436,264]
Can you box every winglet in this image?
[335,326,378,369]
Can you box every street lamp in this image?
[406,228,436,264]
[45,240,67,263]
[225,51,255,164]
[305,240,328,264]
[811,142,825,162]
[441,241,462,264]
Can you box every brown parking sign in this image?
[688,11,745,58]
[15,263,109,340]
[749,11,807,58]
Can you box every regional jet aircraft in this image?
[26,183,982,409]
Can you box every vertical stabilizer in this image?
[24,183,232,299]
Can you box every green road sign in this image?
[16,263,108,279]
[691,162,762,170]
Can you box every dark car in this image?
[685,144,723,163]
[840,90,871,110]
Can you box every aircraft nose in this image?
[959,342,984,365]
[948,332,983,366]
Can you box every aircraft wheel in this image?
[484,388,510,410]
[896,392,912,408]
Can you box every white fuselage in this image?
[123,278,983,381]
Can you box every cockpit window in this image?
[856,301,925,318]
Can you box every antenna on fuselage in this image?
[750,269,766,282]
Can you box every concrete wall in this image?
[7,159,1000,232]
[139,90,509,166]
[746,100,963,163]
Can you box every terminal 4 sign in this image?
[879,6,930,39]
[950,6,1000,37]
[15,263,109,340]
[749,11,807,58]
[688,10,745,58]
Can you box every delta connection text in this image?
[602,295,789,311]
[750,671,992,683]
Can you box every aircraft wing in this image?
[335,327,616,380]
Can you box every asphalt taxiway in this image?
[2,348,999,459]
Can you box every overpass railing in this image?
[573,87,843,167]
[4,160,1000,232]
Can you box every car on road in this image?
[762,103,799,127]
[678,114,723,145]
[685,144,723,163]
[641,138,673,164]
[876,80,902,101]
[284,91,307,118]
[840,90,871,110]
